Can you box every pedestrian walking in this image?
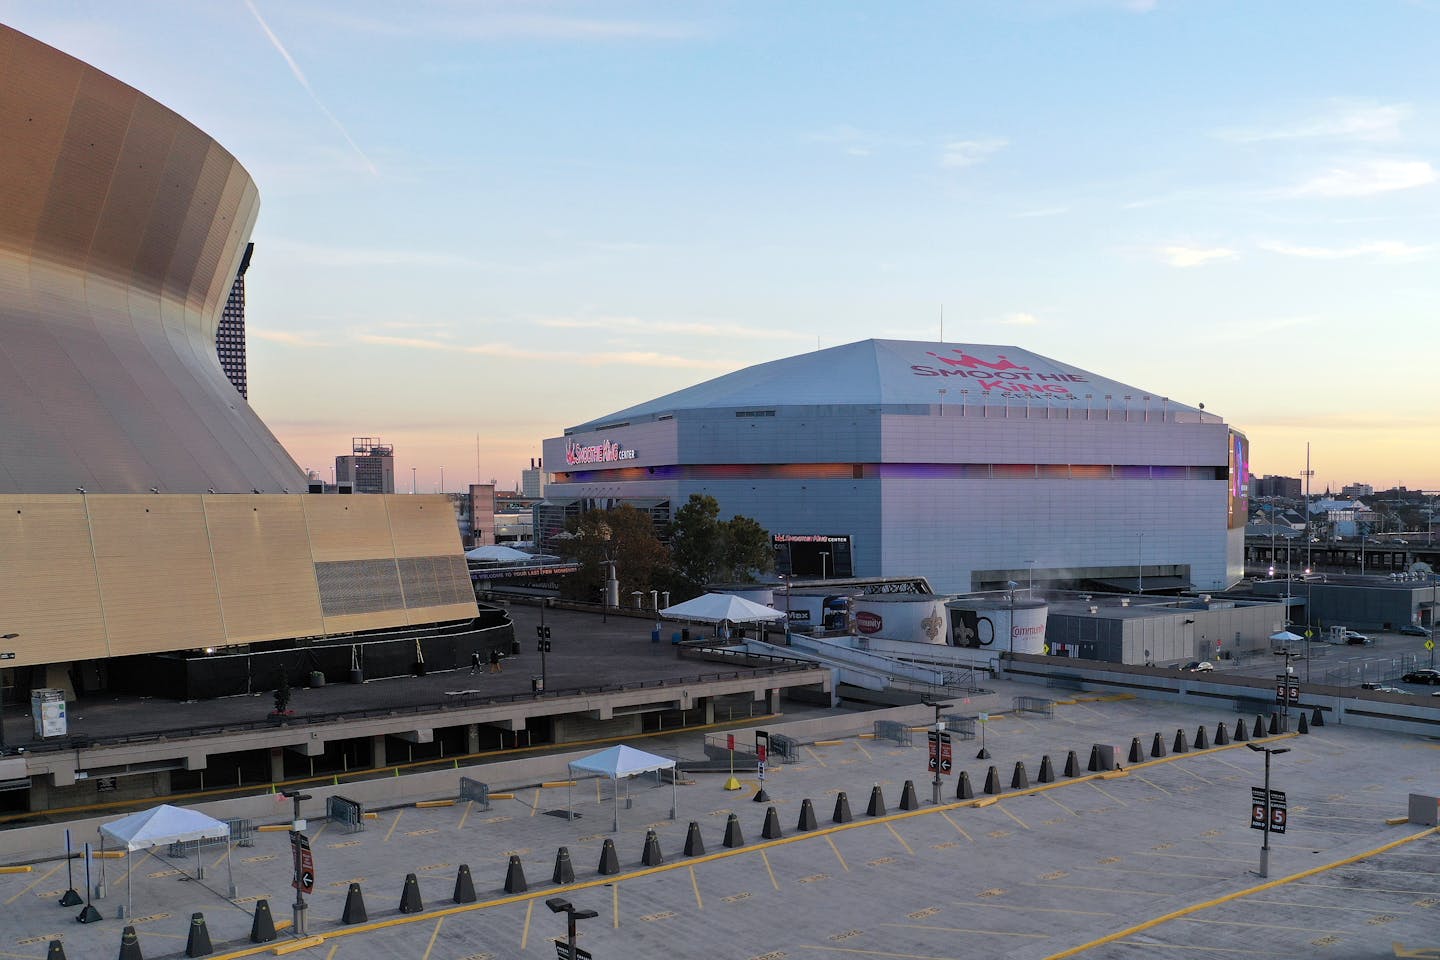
[469,651,482,675]
[489,649,502,673]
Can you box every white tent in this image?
[566,745,678,831]
[100,805,232,917]
[1269,630,1303,644]
[659,593,785,626]
[465,544,533,562]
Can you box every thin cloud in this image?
[251,328,329,348]
[941,138,1008,169]
[1160,246,1237,268]
[1218,101,1410,144]
[354,333,734,371]
[996,312,1040,326]
[535,316,813,341]
[1260,240,1430,261]
[1289,159,1436,197]
[244,0,378,177]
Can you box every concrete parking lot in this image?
[2,690,1437,960]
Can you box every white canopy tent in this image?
[1270,630,1303,644]
[566,745,678,831]
[659,593,785,632]
[465,544,533,562]
[100,804,232,917]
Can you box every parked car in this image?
[1182,661,1214,672]
[1401,669,1440,685]
[1345,631,1373,645]
[1399,625,1430,637]
[1360,682,1411,694]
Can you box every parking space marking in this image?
[1087,782,1127,808]
[804,746,828,768]
[761,851,780,890]
[383,810,403,843]
[885,824,913,856]
[531,789,541,816]
[611,883,619,928]
[1241,896,1410,914]
[689,866,703,909]
[419,917,443,960]
[954,902,1116,918]
[826,837,849,872]
[456,800,473,830]
[1040,792,1076,818]
[853,741,873,761]
[1177,917,1349,934]
[520,899,533,950]
[939,811,972,842]
[995,804,1030,831]
[877,922,1048,939]
[1134,775,1171,797]
[793,946,965,959]
[2,863,60,907]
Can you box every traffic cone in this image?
[832,791,853,823]
[723,813,745,848]
[761,806,783,839]
[341,884,368,924]
[1255,714,1267,737]
[399,873,423,914]
[899,780,920,811]
[1128,737,1143,764]
[117,925,142,960]
[1063,750,1079,778]
[1311,706,1325,727]
[983,766,1001,795]
[956,771,974,800]
[1087,745,1101,772]
[1195,725,1210,749]
[598,840,619,876]
[684,821,706,856]
[1298,712,1310,735]
[1234,718,1248,742]
[1215,721,1230,745]
[250,899,276,942]
[1268,713,1280,735]
[453,864,476,903]
[1173,728,1189,754]
[46,941,65,960]
[1010,761,1029,790]
[504,855,527,894]
[641,831,663,867]
[553,847,575,884]
[185,912,212,957]
[797,799,818,832]
[1038,755,1055,783]
[723,775,743,791]
[1150,732,1166,758]
[752,788,770,803]
[866,784,886,817]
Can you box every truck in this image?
[1323,625,1349,645]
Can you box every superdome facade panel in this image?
[544,339,1247,594]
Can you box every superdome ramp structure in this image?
[0,24,306,495]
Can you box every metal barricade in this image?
[1012,696,1055,719]
[459,776,491,811]
[228,818,254,848]
[873,720,913,746]
[326,795,365,832]
[941,714,976,741]
[769,733,800,764]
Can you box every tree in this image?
[670,495,725,593]
[721,514,774,581]
[556,505,674,604]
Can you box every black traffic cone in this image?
[1255,714,1267,737]
[503,855,527,894]
[1128,737,1143,764]
[1173,728,1189,754]
[956,770,974,800]
[1215,721,1230,745]
[797,799,818,832]
[453,864,476,903]
[250,899,276,942]
[1087,744,1101,772]
[46,941,66,960]
[341,884,368,924]
[1298,711,1310,734]
[983,766,1001,795]
[684,821,706,856]
[752,788,770,803]
[1268,713,1280,735]
[1195,725,1210,750]
[1150,732,1167,758]
[1234,717,1248,742]
[1311,706,1325,727]
[832,792,853,823]
[761,806,783,839]
[117,925,142,960]
[866,784,887,817]
[553,847,575,884]
[899,780,920,811]
[185,913,212,957]
[598,839,619,876]
[641,831,663,867]
[1011,761,1029,790]
[1038,755,1055,783]
[1064,750,1079,778]
[399,873,423,914]
[723,813,745,848]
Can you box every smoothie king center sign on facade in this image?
[565,439,636,465]
[910,349,1089,396]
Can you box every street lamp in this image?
[0,632,17,754]
[279,790,313,934]
[1246,743,1290,878]
[819,551,829,580]
[1136,533,1144,594]
[1275,648,1295,731]
[546,898,599,960]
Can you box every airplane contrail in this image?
[244,0,379,176]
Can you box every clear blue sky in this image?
[5,1,1439,493]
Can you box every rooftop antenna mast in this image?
[940,304,944,342]
[1302,442,1314,571]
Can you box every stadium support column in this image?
[371,735,387,767]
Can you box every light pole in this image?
[1136,533,1144,594]
[440,465,444,494]
[819,551,829,580]
[1275,648,1295,731]
[921,700,948,805]
[1006,581,1018,654]
[546,898,599,959]
[280,790,313,935]
[1247,743,1289,878]
[411,466,417,494]
[1025,559,1036,597]
[1304,569,1313,683]
[0,632,16,753]
[1432,575,1438,669]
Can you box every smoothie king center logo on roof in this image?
[565,439,636,465]
[911,349,1088,394]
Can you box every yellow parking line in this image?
[520,899,533,950]
[803,746,828,768]
[1087,782,1127,807]
[885,823,914,856]
[996,804,1030,830]
[940,811,973,842]
[420,917,444,960]
[1042,792,1076,818]
[612,883,619,928]
[854,741,873,761]
[457,800,473,831]
[878,922,1047,939]
[760,851,780,890]
[324,945,338,960]
[383,810,403,843]
[3,862,61,905]
[1135,775,1171,797]
[530,789,540,817]
[827,836,849,872]
[690,866,703,909]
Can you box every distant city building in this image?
[1342,482,1374,498]
[336,438,396,494]
[1252,474,1300,500]
[521,458,546,497]
[216,242,252,399]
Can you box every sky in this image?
[4,1,1440,494]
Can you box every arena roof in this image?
[571,339,1208,431]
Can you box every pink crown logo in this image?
[924,350,1029,372]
